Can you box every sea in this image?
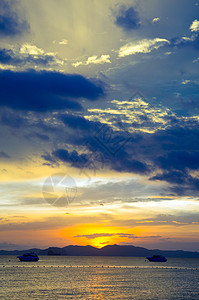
[0,256,199,299]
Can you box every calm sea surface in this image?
[0,256,199,299]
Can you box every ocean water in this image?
[0,256,199,299]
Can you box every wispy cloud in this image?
[74,232,162,240]
[73,55,111,67]
[190,19,199,32]
[58,39,68,45]
[75,233,114,239]
[118,38,169,57]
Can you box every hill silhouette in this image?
[0,244,199,258]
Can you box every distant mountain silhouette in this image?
[1,244,199,258]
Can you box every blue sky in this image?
[0,0,199,251]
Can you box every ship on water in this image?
[17,252,39,262]
[146,255,167,262]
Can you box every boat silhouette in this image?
[146,255,167,262]
[17,252,39,262]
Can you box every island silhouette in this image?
[1,244,199,258]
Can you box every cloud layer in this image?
[0,70,104,112]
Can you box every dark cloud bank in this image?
[41,113,199,197]
[0,70,104,112]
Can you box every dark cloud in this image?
[53,148,91,169]
[61,114,94,130]
[112,153,149,174]
[41,152,57,166]
[145,121,199,194]
[151,170,188,185]
[62,116,199,193]
[0,151,10,159]
[154,125,199,152]
[0,70,104,112]
[43,115,149,175]
[0,0,29,37]
[156,151,199,172]
[152,170,199,196]
[24,54,55,66]
[115,5,141,31]
[170,34,199,50]
[0,48,57,66]
[29,109,199,196]
[0,49,15,64]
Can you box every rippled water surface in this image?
[0,256,199,299]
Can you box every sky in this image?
[0,0,199,251]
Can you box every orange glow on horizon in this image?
[59,223,142,248]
